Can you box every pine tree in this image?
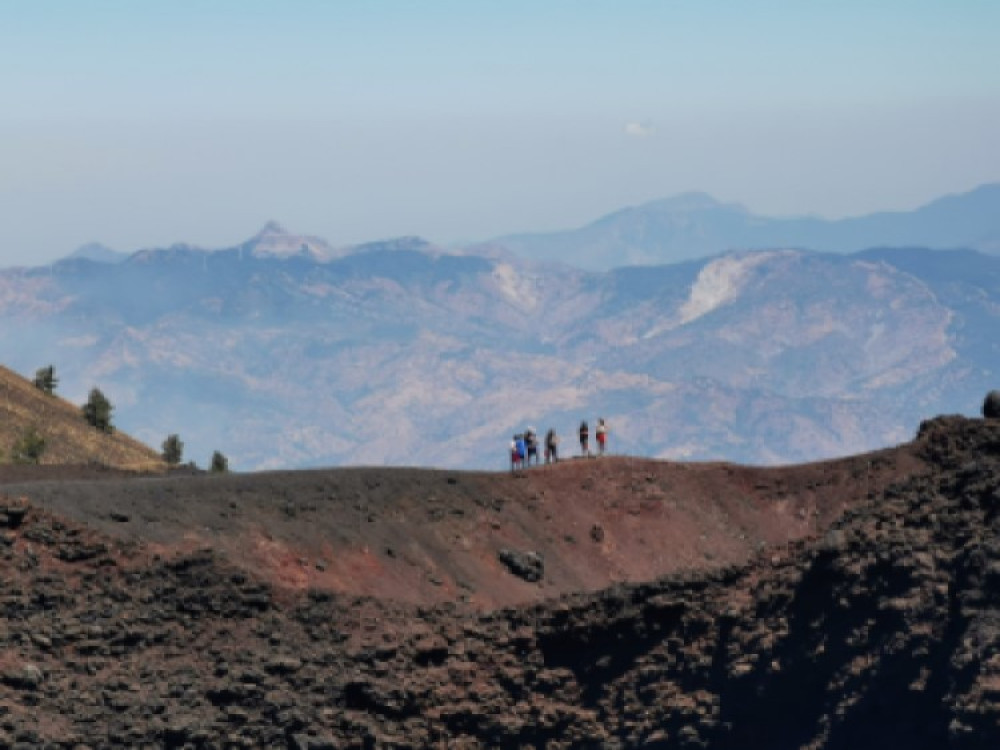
[82,388,114,432]
[33,365,58,395]
[162,434,184,465]
[210,450,229,473]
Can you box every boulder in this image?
[2,663,43,690]
[983,390,1000,419]
[498,549,544,583]
[0,501,28,529]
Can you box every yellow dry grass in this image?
[0,364,166,472]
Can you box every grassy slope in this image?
[0,364,165,471]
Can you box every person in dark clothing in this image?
[544,428,559,463]
[525,428,539,465]
[579,420,589,457]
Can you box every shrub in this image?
[12,427,46,464]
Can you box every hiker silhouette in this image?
[545,428,559,463]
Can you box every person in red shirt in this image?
[596,418,608,455]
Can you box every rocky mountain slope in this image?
[1,233,997,471]
[0,414,997,747]
[0,364,164,471]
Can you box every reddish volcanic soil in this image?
[0,445,927,610]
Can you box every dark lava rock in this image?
[1,415,1000,748]
[0,502,28,529]
[984,390,1000,419]
[1,664,43,690]
[498,548,544,582]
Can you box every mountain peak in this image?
[242,222,335,261]
[255,220,289,238]
[644,192,748,214]
[64,242,128,264]
[587,192,750,236]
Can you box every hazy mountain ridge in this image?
[2,228,998,470]
[496,183,1000,269]
[65,242,128,264]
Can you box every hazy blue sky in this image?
[2,0,999,264]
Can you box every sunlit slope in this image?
[0,364,165,470]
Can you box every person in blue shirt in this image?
[510,433,527,472]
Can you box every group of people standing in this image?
[510,418,608,472]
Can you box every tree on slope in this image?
[33,365,58,395]
[162,434,184,465]
[82,388,114,433]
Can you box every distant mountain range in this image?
[493,183,1000,269]
[0,256,993,469]
[1,183,998,471]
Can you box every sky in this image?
[1,0,999,265]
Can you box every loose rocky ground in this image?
[0,416,998,747]
[0,445,924,610]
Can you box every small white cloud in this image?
[624,121,655,137]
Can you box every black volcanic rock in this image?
[498,548,544,582]
[0,417,998,746]
[984,390,1000,419]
